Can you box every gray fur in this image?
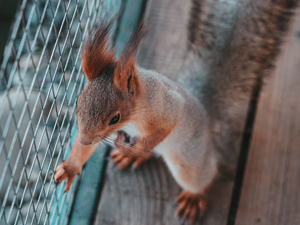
[138,68,217,193]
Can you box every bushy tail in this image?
[187,0,298,117]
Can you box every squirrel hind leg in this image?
[175,190,207,224]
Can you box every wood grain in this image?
[94,0,235,224]
[137,0,191,80]
[235,9,300,225]
[95,159,234,225]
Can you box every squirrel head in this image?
[77,20,148,145]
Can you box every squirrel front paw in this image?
[110,149,149,170]
[176,190,207,224]
[111,130,153,170]
[114,130,153,157]
[54,162,81,193]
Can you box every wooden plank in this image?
[95,159,233,225]
[235,9,300,225]
[94,0,235,224]
[136,0,191,80]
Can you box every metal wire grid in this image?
[0,0,122,224]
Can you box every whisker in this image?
[106,140,152,158]
[97,134,157,158]
[101,138,147,158]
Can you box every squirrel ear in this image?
[113,21,149,94]
[113,56,139,94]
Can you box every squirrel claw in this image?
[54,163,79,192]
[110,149,134,170]
[175,190,207,224]
[130,165,135,171]
[110,149,150,170]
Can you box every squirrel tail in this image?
[185,0,298,115]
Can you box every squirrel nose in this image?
[79,139,93,145]
[78,132,93,145]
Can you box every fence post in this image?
[0,0,21,90]
[0,0,21,61]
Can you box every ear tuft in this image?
[82,20,116,81]
[114,21,150,93]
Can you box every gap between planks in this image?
[235,8,300,225]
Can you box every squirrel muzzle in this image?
[77,131,95,145]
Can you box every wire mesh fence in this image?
[0,0,123,224]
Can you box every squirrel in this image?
[54,0,298,223]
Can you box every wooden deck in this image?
[94,1,300,224]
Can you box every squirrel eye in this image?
[109,113,120,126]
